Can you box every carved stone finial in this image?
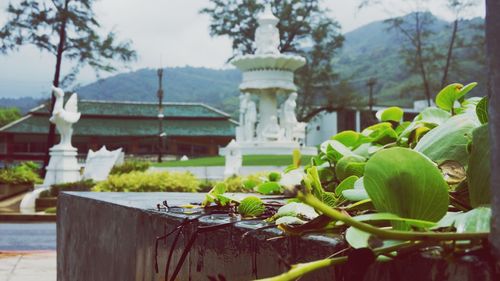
[255,5,280,55]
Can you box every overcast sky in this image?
[0,0,485,99]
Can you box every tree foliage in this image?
[385,10,440,106]
[368,0,483,106]
[0,0,137,169]
[201,0,350,120]
[0,107,22,127]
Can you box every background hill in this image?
[0,97,43,113]
[3,13,487,116]
[76,67,241,116]
[336,14,486,106]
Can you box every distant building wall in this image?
[306,112,338,146]
[305,107,421,146]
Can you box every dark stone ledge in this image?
[57,192,345,281]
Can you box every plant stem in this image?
[300,193,489,241]
[253,256,347,281]
[253,241,415,281]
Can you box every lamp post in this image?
[366,77,377,112]
[157,68,164,163]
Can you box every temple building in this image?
[0,100,236,163]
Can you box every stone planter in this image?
[0,183,32,200]
[57,192,497,281]
[35,197,57,212]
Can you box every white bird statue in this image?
[50,86,81,149]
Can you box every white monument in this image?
[220,5,316,156]
[21,86,83,213]
[43,86,82,186]
[82,146,124,182]
[224,140,242,178]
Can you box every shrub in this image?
[44,207,57,214]
[39,189,51,198]
[110,160,150,175]
[48,179,95,197]
[92,171,199,192]
[198,180,216,192]
[0,162,42,185]
[211,172,268,193]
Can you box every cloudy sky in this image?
[0,0,485,99]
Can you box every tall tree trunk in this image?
[415,12,432,106]
[43,0,69,174]
[441,19,458,89]
[486,0,500,262]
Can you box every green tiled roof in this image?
[31,100,230,118]
[1,115,235,137]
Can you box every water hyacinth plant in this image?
[199,82,493,281]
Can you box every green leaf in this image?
[364,148,449,226]
[212,182,226,194]
[345,226,372,249]
[352,143,382,158]
[436,83,461,111]
[275,216,307,225]
[458,82,478,99]
[335,175,358,197]
[345,199,374,211]
[279,168,304,188]
[467,124,491,207]
[395,121,411,136]
[331,130,360,146]
[379,107,404,122]
[414,107,451,125]
[292,149,301,168]
[254,181,282,195]
[243,179,258,189]
[435,207,491,234]
[335,155,366,181]
[268,172,281,182]
[202,182,227,206]
[362,122,398,145]
[408,126,431,145]
[342,177,369,202]
[458,97,482,116]
[215,194,232,206]
[320,140,354,162]
[331,130,371,149]
[453,207,491,233]
[435,82,477,112]
[414,113,480,165]
[476,96,488,124]
[321,192,337,207]
[345,227,404,249]
[238,196,265,217]
[275,202,319,221]
[306,166,324,199]
[353,213,437,228]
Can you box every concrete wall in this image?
[306,111,338,146]
[57,192,344,281]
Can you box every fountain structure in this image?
[220,6,316,156]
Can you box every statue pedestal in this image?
[43,146,81,186]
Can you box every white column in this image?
[257,91,278,138]
[355,110,361,132]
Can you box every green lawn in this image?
[153,155,313,167]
